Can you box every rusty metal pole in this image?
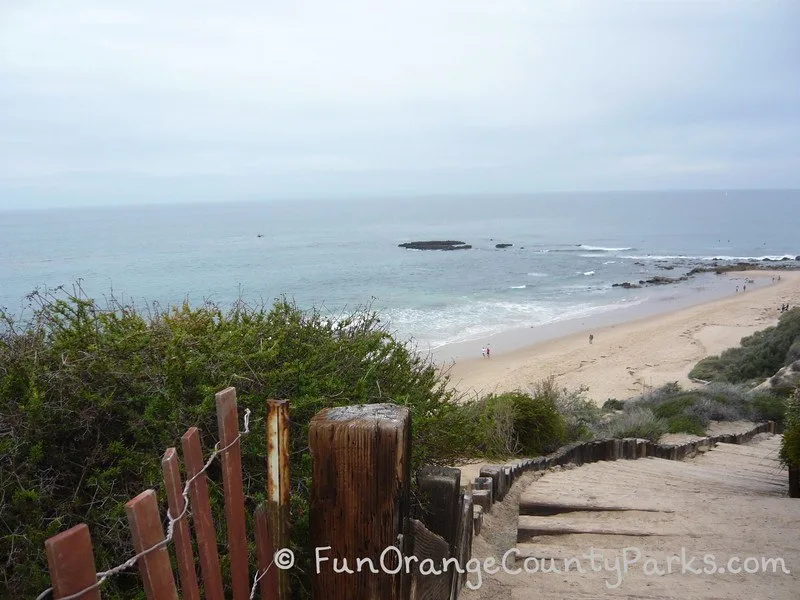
[267,399,291,599]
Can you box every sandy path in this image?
[445,271,800,404]
[462,434,796,599]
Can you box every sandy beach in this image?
[444,271,800,404]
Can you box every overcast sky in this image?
[1,1,798,208]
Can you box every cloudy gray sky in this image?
[1,1,798,208]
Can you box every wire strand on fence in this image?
[37,408,253,600]
[249,560,275,600]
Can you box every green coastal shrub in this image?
[779,390,800,467]
[749,393,789,424]
[665,415,706,436]
[604,407,667,441]
[689,307,800,383]
[602,398,625,411]
[652,394,699,419]
[0,289,465,599]
[554,383,601,441]
[464,387,568,457]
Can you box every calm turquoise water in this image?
[1,190,798,348]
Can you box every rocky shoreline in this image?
[612,259,800,289]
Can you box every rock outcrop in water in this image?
[495,243,513,249]
[612,282,641,289]
[613,275,687,289]
[398,240,472,250]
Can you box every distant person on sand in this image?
[481,347,487,358]
[736,285,739,293]
[589,334,594,344]
[486,345,491,358]
[743,284,746,292]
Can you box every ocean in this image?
[1,190,798,358]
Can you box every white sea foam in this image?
[527,272,548,277]
[583,271,595,276]
[578,245,633,252]
[619,254,797,262]
[385,297,644,349]
[510,285,527,289]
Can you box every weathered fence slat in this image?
[417,466,461,556]
[181,427,225,600]
[267,398,291,599]
[309,403,411,600]
[44,524,102,600]
[161,448,201,600]
[125,490,178,600]
[255,504,279,600]
[216,387,251,600]
[450,492,473,600]
[408,519,451,600]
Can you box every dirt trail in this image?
[462,434,797,599]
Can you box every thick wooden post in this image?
[161,448,201,600]
[216,387,250,600]
[125,489,178,600]
[45,524,101,600]
[267,398,291,599]
[309,403,411,600]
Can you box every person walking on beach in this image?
[743,284,746,292]
[486,345,491,358]
[589,334,594,344]
[735,285,739,293]
[481,347,487,358]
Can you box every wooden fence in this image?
[42,388,291,600]
[42,392,784,600]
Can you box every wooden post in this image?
[473,505,483,536]
[417,466,461,554]
[267,398,291,599]
[216,387,250,600]
[478,466,501,501]
[181,427,225,600]
[255,504,279,600]
[161,448,201,600]
[309,403,411,600]
[789,466,800,499]
[125,489,178,600]
[45,524,101,600]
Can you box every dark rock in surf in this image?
[399,240,472,251]
[612,282,641,289]
[638,276,688,286]
[495,243,513,249]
